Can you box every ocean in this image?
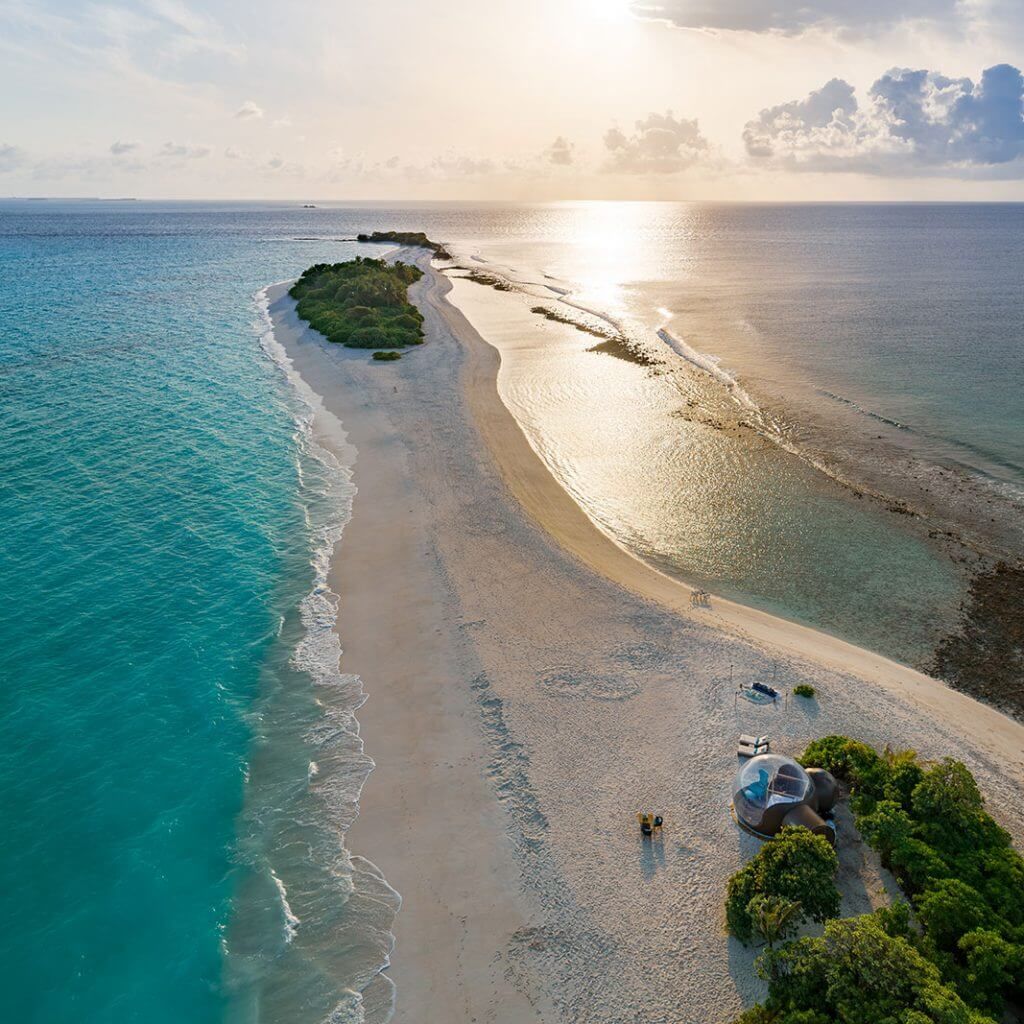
[0,200,1021,1022]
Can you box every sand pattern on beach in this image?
[269,253,1024,1024]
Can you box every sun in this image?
[590,0,634,22]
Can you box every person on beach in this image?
[637,812,664,837]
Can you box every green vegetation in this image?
[793,684,817,698]
[727,827,840,943]
[743,909,996,1024]
[372,351,402,362]
[728,736,1024,1024]
[290,259,424,350]
[356,231,452,260]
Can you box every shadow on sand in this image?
[639,832,667,880]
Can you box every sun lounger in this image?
[737,734,771,758]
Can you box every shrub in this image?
[799,736,892,809]
[793,684,816,698]
[739,736,1024,1024]
[726,827,840,943]
[760,912,994,1024]
[915,879,992,952]
[856,799,915,863]
[290,257,425,351]
[372,351,401,361]
[957,930,1024,1017]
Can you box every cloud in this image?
[0,143,24,173]
[546,136,575,166]
[427,155,495,177]
[158,141,211,159]
[109,140,140,156]
[629,0,960,35]
[743,63,1024,175]
[603,112,709,173]
[234,100,263,120]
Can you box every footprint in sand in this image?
[538,670,641,702]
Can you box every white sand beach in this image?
[267,252,1024,1023]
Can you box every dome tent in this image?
[731,754,837,844]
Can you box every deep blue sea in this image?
[0,200,1021,1023]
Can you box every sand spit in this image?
[268,251,1024,1024]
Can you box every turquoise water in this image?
[0,204,379,1022]
[0,201,1021,1022]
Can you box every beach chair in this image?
[737,734,771,758]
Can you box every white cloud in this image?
[546,136,575,166]
[234,100,263,120]
[744,63,1024,175]
[158,141,211,159]
[603,112,709,173]
[109,140,140,156]
[630,0,960,35]
[0,143,24,173]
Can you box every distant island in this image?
[357,230,452,261]
[290,258,424,351]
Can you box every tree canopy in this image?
[726,827,840,943]
[729,736,1024,1024]
[289,258,425,350]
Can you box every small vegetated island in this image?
[356,230,452,261]
[290,258,425,353]
[728,735,1024,1024]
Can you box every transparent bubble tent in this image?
[731,754,838,843]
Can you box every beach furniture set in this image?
[737,734,771,758]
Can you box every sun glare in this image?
[589,0,633,22]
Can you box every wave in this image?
[270,868,300,945]
[656,327,759,412]
[229,285,400,1024]
[818,389,910,431]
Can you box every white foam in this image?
[252,283,400,1022]
[657,327,759,412]
[270,868,300,944]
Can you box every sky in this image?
[3,0,1024,199]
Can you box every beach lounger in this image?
[737,734,771,758]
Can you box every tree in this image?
[799,736,888,807]
[882,748,924,810]
[749,895,804,952]
[957,929,1024,1018]
[856,800,914,863]
[726,828,840,943]
[914,879,991,952]
[888,836,950,895]
[766,913,996,1024]
[911,760,986,852]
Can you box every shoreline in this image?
[443,247,1024,708]
[266,275,548,1023]
[268,251,1024,1022]
[440,265,1024,773]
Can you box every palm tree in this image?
[749,895,803,952]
